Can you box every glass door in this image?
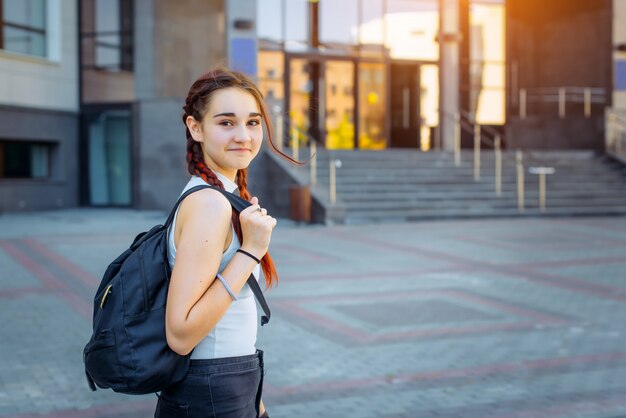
[287,57,357,150]
[390,63,420,148]
[288,58,313,149]
[358,62,387,149]
[325,60,355,149]
[87,110,132,206]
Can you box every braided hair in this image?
[182,67,298,288]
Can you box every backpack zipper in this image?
[99,284,113,309]
[138,246,149,312]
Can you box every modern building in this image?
[0,0,624,213]
[0,0,80,212]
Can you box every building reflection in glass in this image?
[470,1,506,125]
[288,59,311,149]
[359,63,387,149]
[326,61,356,149]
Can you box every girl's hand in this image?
[239,196,276,259]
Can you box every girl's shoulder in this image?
[178,177,233,227]
[181,187,232,218]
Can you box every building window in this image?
[0,140,52,179]
[321,0,358,46]
[257,0,308,51]
[470,0,505,125]
[0,0,47,58]
[82,0,133,71]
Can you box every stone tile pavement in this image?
[1,209,626,417]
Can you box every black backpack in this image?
[83,185,271,395]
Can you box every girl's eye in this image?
[248,119,261,126]
[219,120,233,126]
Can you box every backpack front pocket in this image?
[83,328,127,389]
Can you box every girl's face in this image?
[187,87,263,180]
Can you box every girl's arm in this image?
[164,189,272,355]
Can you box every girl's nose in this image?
[233,124,250,141]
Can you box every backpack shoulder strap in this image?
[246,274,271,325]
[164,185,252,227]
[164,184,271,324]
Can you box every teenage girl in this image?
[157,67,296,418]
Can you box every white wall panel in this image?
[0,0,78,112]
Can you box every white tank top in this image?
[167,175,261,359]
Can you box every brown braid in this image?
[182,67,298,287]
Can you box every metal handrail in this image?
[517,86,606,119]
[274,114,343,204]
[439,109,504,195]
[440,109,553,210]
[522,86,605,94]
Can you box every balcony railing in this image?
[516,87,606,119]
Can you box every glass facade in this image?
[325,61,355,149]
[258,49,284,100]
[470,0,506,125]
[385,0,439,61]
[358,62,386,149]
[320,0,359,46]
[360,0,385,46]
[257,0,506,151]
[288,59,311,148]
[420,64,439,150]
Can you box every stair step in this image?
[344,206,626,224]
[337,192,626,202]
[270,149,626,224]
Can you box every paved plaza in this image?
[0,209,625,418]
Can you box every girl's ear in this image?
[185,116,203,143]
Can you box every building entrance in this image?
[287,56,358,150]
[81,108,132,206]
[284,53,438,151]
[390,63,420,148]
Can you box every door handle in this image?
[403,87,410,129]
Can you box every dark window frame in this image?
[80,0,134,72]
[0,0,48,57]
[0,139,54,180]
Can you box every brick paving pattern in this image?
[0,209,625,418]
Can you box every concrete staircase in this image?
[270,149,626,224]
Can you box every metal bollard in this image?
[454,112,461,166]
[584,88,591,118]
[529,167,556,211]
[474,124,481,181]
[310,141,317,186]
[608,113,616,151]
[617,125,623,156]
[519,89,527,119]
[516,151,525,212]
[495,135,502,196]
[329,158,342,205]
[291,126,299,161]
